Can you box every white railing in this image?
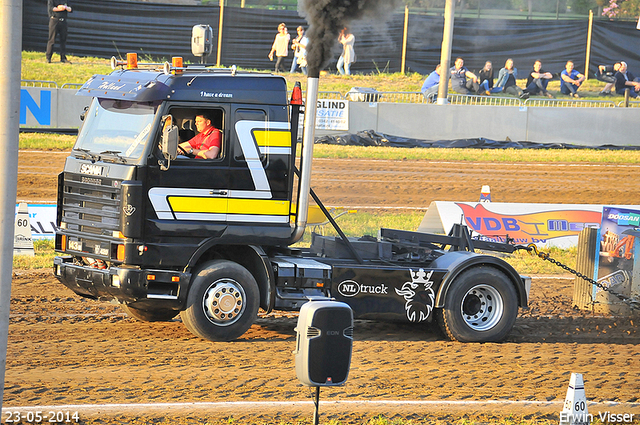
[21,80,58,88]
[524,98,616,108]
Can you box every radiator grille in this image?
[61,173,122,237]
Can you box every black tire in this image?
[121,304,179,322]
[180,260,259,342]
[436,266,518,343]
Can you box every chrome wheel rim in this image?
[202,279,246,326]
[460,284,503,331]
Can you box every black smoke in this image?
[298,0,401,77]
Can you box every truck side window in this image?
[233,109,268,164]
[171,108,224,160]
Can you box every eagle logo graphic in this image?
[395,268,435,322]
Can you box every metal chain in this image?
[517,243,640,311]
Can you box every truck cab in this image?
[55,57,302,338]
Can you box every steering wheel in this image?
[177,145,194,158]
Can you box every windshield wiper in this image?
[73,148,99,162]
[99,150,126,164]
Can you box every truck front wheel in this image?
[180,260,259,342]
[121,304,179,322]
[436,266,518,343]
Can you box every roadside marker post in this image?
[479,185,491,203]
[559,373,590,425]
[13,202,34,256]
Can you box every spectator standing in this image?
[596,62,621,95]
[614,61,640,98]
[421,64,441,101]
[268,23,290,73]
[560,60,586,98]
[337,27,356,75]
[290,26,308,75]
[450,57,480,94]
[495,58,529,99]
[46,0,72,63]
[524,60,554,98]
[477,61,494,95]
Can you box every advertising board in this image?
[418,202,640,248]
[593,206,640,312]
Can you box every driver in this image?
[178,113,221,159]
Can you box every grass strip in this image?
[19,133,640,164]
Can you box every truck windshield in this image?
[74,98,160,161]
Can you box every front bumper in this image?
[53,256,191,310]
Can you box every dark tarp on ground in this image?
[315,130,640,150]
[24,0,640,77]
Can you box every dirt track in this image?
[16,151,640,207]
[4,151,640,424]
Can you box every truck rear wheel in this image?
[180,260,259,342]
[436,266,517,343]
[121,304,179,322]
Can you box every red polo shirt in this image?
[187,126,221,152]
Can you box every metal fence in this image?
[291,91,346,100]
[61,83,84,90]
[344,90,632,108]
[28,81,638,108]
[447,94,523,107]
[617,100,640,108]
[360,91,427,104]
[20,80,83,90]
[21,80,58,88]
[523,98,617,108]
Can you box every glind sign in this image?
[316,99,349,131]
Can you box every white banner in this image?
[418,201,640,248]
[15,204,57,239]
[315,98,349,131]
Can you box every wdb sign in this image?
[417,201,617,248]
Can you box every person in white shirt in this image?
[268,23,290,73]
[337,27,356,75]
[290,26,308,75]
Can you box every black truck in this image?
[54,54,530,342]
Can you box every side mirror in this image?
[160,115,179,170]
[80,105,89,121]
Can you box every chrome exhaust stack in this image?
[290,72,319,244]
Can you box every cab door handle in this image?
[209,190,227,195]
